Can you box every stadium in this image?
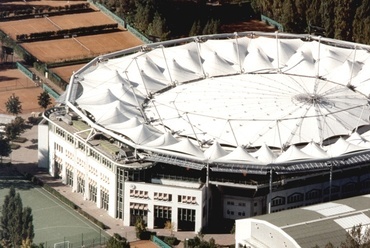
[39,31,370,232]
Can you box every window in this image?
[131,190,149,199]
[287,193,303,204]
[154,205,172,219]
[342,182,356,194]
[178,208,196,222]
[55,127,66,138]
[306,189,321,200]
[324,185,340,195]
[66,168,73,187]
[89,183,97,203]
[271,196,285,207]
[130,203,148,217]
[178,195,196,204]
[77,177,85,194]
[67,134,74,144]
[77,141,86,151]
[101,189,109,211]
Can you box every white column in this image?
[123,183,131,226]
[72,167,78,192]
[195,206,202,233]
[147,204,154,229]
[108,171,117,217]
[172,207,178,232]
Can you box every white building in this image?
[39,32,370,232]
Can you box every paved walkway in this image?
[10,118,235,248]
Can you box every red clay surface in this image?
[50,63,86,83]
[130,240,158,248]
[0,68,46,114]
[21,31,143,63]
[0,12,118,39]
[1,0,87,8]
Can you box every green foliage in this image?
[5,116,26,141]
[16,24,119,42]
[186,233,217,248]
[340,224,370,248]
[352,1,370,44]
[0,187,34,247]
[0,137,11,163]
[37,91,52,110]
[134,2,153,32]
[106,234,130,248]
[202,19,221,35]
[318,224,370,248]
[147,12,171,41]
[251,0,370,43]
[189,20,202,36]
[5,93,22,116]
[134,217,146,238]
[99,0,253,41]
[163,236,177,246]
[0,3,90,21]
[230,223,235,234]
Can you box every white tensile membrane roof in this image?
[67,32,370,165]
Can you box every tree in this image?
[189,20,202,37]
[147,11,170,41]
[5,116,25,141]
[340,224,370,248]
[106,234,130,248]
[134,2,152,32]
[187,233,218,248]
[0,187,34,247]
[21,207,34,242]
[0,137,11,163]
[134,217,146,239]
[5,93,22,116]
[202,19,220,35]
[37,91,52,110]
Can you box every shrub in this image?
[10,143,20,149]
[13,137,27,143]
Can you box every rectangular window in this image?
[77,177,85,194]
[89,183,97,203]
[101,189,109,211]
[178,208,196,222]
[66,169,73,187]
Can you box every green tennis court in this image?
[0,179,109,248]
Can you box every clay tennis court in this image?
[0,67,47,114]
[21,31,143,63]
[1,0,86,8]
[50,63,86,83]
[0,12,118,40]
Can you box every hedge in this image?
[16,24,119,42]
[0,3,91,21]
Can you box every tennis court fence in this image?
[39,232,109,248]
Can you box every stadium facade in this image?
[38,32,370,232]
